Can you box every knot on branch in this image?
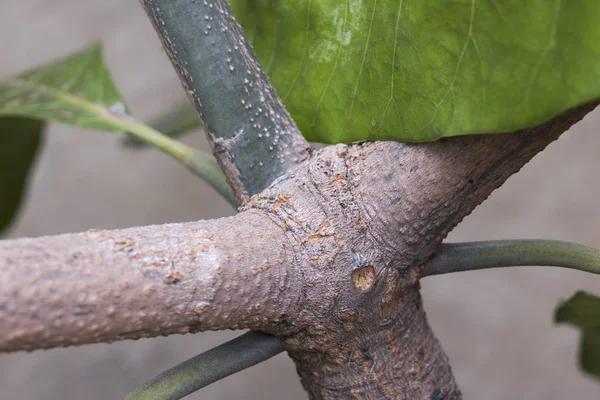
[239,142,469,398]
[244,144,419,332]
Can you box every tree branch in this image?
[122,331,282,400]
[344,102,600,269]
[0,210,299,352]
[139,0,311,203]
[245,102,598,398]
[421,240,600,278]
[1,98,596,397]
[138,1,313,380]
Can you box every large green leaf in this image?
[556,291,600,379]
[0,43,128,131]
[230,0,600,143]
[0,118,43,234]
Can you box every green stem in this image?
[124,99,201,147]
[139,0,311,202]
[122,331,284,400]
[117,118,236,207]
[117,118,191,161]
[182,151,237,207]
[422,240,600,277]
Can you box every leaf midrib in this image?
[0,76,119,125]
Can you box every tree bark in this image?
[0,210,299,351]
[241,101,595,398]
[287,287,460,399]
[0,102,596,399]
[2,0,598,395]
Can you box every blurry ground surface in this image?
[1,2,599,399]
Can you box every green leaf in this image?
[124,99,201,148]
[0,44,236,207]
[556,291,600,379]
[0,43,129,131]
[0,118,43,234]
[230,1,600,143]
[0,43,129,234]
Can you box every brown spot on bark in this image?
[299,219,336,244]
[194,304,210,313]
[387,329,400,357]
[251,262,270,274]
[351,265,375,292]
[163,272,183,284]
[330,173,346,185]
[272,193,294,211]
[409,266,420,284]
[340,310,357,322]
[142,285,156,295]
[147,261,170,269]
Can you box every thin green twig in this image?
[182,151,236,207]
[123,99,201,148]
[117,118,236,207]
[122,331,284,400]
[422,239,600,277]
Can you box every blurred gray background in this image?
[1,1,599,399]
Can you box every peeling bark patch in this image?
[351,265,375,292]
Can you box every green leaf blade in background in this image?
[0,42,206,162]
[0,43,128,131]
[0,118,43,234]
[230,0,600,143]
[0,43,128,235]
[0,43,235,212]
[556,291,600,379]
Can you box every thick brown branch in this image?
[0,210,299,352]
[347,102,600,268]
[288,287,460,399]
[239,102,598,398]
[1,101,596,397]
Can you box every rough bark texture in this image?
[1,102,595,397]
[139,0,311,203]
[288,288,458,399]
[241,102,597,398]
[2,0,598,396]
[0,210,297,351]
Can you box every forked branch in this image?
[139,0,311,204]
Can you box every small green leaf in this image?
[0,44,235,207]
[0,44,131,233]
[230,1,600,143]
[556,291,600,379]
[0,118,43,234]
[0,43,128,131]
[0,43,129,234]
[124,99,201,147]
